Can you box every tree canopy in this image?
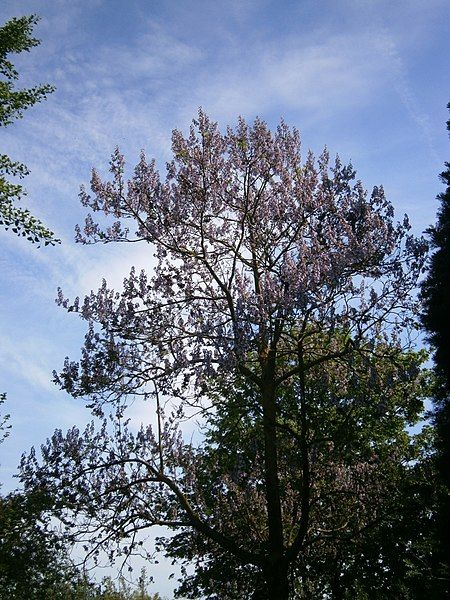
[0,14,58,245]
[22,112,430,598]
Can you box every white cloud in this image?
[190,33,393,123]
[0,335,56,393]
[70,242,158,298]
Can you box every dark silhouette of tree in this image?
[0,14,58,245]
[0,397,87,598]
[420,103,450,595]
[22,112,428,598]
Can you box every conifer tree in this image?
[420,102,450,593]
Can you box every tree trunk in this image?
[262,391,284,555]
[264,560,290,599]
[261,373,289,599]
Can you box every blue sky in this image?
[0,0,448,594]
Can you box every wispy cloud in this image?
[371,28,441,166]
[194,33,394,122]
[0,335,56,393]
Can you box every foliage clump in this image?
[0,15,58,245]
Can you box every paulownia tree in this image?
[22,112,428,598]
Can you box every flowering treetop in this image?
[59,110,426,407]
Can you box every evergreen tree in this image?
[420,103,450,594]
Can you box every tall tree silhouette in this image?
[420,102,450,593]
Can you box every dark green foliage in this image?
[0,15,58,245]
[420,103,450,595]
[421,103,450,479]
[0,489,165,599]
[0,15,54,125]
[0,490,82,599]
[421,104,450,394]
[164,347,437,598]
